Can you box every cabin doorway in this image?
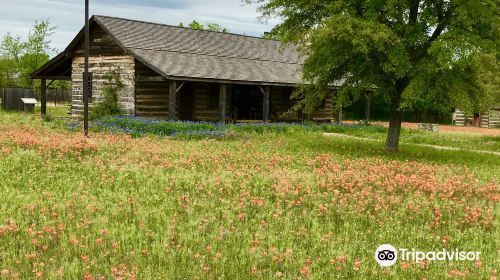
[472,113,481,127]
[179,84,194,120]
[231,85,263,121]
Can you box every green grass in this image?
[91,116,500,152]
[331,125,500,152]
[0,110,498,279]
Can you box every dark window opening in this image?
[281,89,292,108]
[232,85,262,120]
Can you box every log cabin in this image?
[31,15,335,122]
[452,108,500,128]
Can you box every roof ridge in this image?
[93,15,282,42]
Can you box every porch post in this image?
[169,80,176,120]
[40,77,47,116]
[219,84,227,123]
[262,86,270,122]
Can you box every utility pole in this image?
[83,0,89,136]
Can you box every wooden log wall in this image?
[135,61,229,121]
[72,56,135,116]
[192,83,227,121]
[74,24,125,56]
[311,95,334,121]
[71,24,135,116]
[270,87,335,122]
[453,109,500,128]
[135,61,172,119]
[269,87,301,121]
[489,110,500,128]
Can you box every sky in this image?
[0,0,278,55]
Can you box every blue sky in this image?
[0,0,278,55]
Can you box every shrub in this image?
[89,69,123,120]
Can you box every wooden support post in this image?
[262,86,270,122]
[40,77,47,116]
[219,84,227,123]
[169,81,177,121]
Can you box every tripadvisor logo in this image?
[375,244,398,267]
[375,244,481,267]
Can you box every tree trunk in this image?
[385,93,403,151]
[335,106,343,124]
[364,92,371,123]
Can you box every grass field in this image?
[330,125,500,153]
[0,109,498,279]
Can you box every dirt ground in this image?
[345,121,500,136]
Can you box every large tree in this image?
[249,0,498,150]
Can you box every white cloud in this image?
[0,0,278,54]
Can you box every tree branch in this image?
[428,22,446,43]
[416,5,453,59]
[409,0,419,25]
[428,2,453,44]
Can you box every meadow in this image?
[0,108,498,279]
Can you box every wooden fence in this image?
[1,88,36,111]
[1,88,71,111]
[35,89,72,106]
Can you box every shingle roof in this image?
[94,16,304,85]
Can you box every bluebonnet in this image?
[86,116,380,139]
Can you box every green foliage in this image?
[179,20,229,33]
[0,59,7,88]
[49,80,71,90]
[249,0,499,149]
[0,20,55,88]
[89,69,123,120]
[262,32,277,39]
[188,20,205,30]
[206,23,229,33]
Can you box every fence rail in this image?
[1,88,71,111]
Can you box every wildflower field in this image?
[0,109,498,279]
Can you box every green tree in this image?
[0,60,6,88]
[0,20,55,88]
[21,20,56,88]
[250,0,498,150]
[179,20,229,33]
[0,34,24,87]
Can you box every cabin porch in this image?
[135,79,305,123]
